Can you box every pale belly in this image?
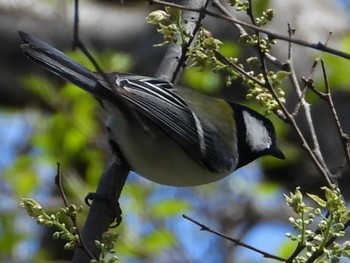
[120,129,231,186]
[105,105,232,186]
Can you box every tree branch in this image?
[150,0,350,60]
[212,0,284,69]
[320,59,350,174]
[55,163,94,259]
[286,58,333,186]
[72,158,129,262]
[183,214,286,262]
[155,0,210,82]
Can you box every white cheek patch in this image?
[243,111,271,152]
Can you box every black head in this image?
[230,103,285,169]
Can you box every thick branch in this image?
[155,0,209,82]
[72,158,129,262]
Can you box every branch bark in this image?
[72,157,129,262]
[155,0,209,81]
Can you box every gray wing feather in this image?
[117,77,234,173]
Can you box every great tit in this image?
[19,31,285,186]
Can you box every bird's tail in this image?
[19,31,110,98]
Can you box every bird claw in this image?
[84,192,122,227]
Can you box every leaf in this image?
[307,193,327,208]
[165,6,181,22]
[275,71,290,82]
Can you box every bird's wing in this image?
[115,76,235,173]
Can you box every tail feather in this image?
[19,31,109,98]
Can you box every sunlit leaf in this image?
[307,193,327,208]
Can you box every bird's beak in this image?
[270,146,285,160]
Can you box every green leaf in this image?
[307,193,327,208]
[165,6,181,22]
[275,71,290,82]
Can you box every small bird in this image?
[19,31,285,187]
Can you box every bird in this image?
[19,31,285,187]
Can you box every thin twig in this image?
[72,0,114,89]
[302,60,350,188]
[182,214,286,262]
[276,24,332,185]
[243,13,333,185]
[213,51,264,86]
[171,0,211,82]
[55,163,70,209]
[149,0,350,60]
[284,59,348,263]
[212,0,283,69]
[215,43,332,182]
[54,163,95,260]
[73,0,79,50]
[287,23,294,60]
[287,37,330,178]
[288,22,304,117]
[320,59,350,172]
[246,0,255,26]
[155,0,209,82]
[291,33,331,118]
[287,59,332,186]
[285,243,304,263]
[211,1,333,184]
[288,33,342,185]
[211,0,246,35]
[302,77,324,99]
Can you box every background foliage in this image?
[1,0,350,262]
